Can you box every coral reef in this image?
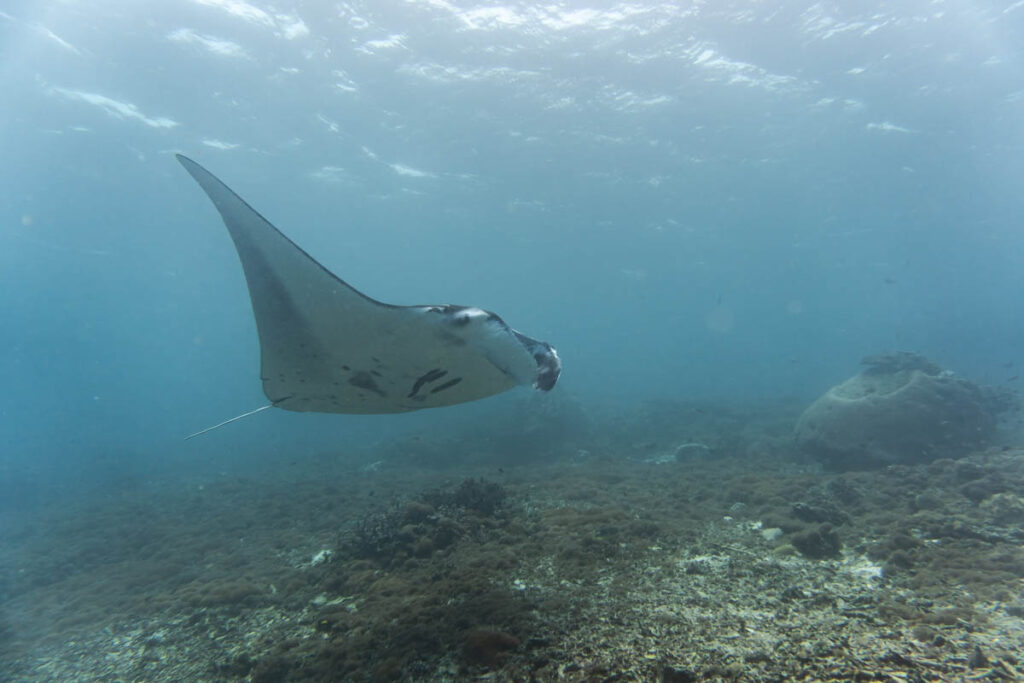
[795,352,1016,469]
[2,403,1023,682]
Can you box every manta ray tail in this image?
[185,404,275,440]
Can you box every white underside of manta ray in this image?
[177,155,561,432]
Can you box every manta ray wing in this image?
[176,154,560,414]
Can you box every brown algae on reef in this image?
[2,401,1024,681]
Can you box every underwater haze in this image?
[2,1,1024,491]
[4,1,1024,679]
[3,0,1024,498]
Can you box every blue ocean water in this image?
[1,0,1022,498]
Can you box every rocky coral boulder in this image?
[795,353,1009,470]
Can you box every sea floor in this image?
[2,402,1023,682]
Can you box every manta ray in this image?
[177,155,560,437]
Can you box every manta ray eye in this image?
[447,310,476,326]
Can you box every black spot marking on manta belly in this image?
[407,368,447,398]
[429,377,463,394]
[349,371,386,397]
